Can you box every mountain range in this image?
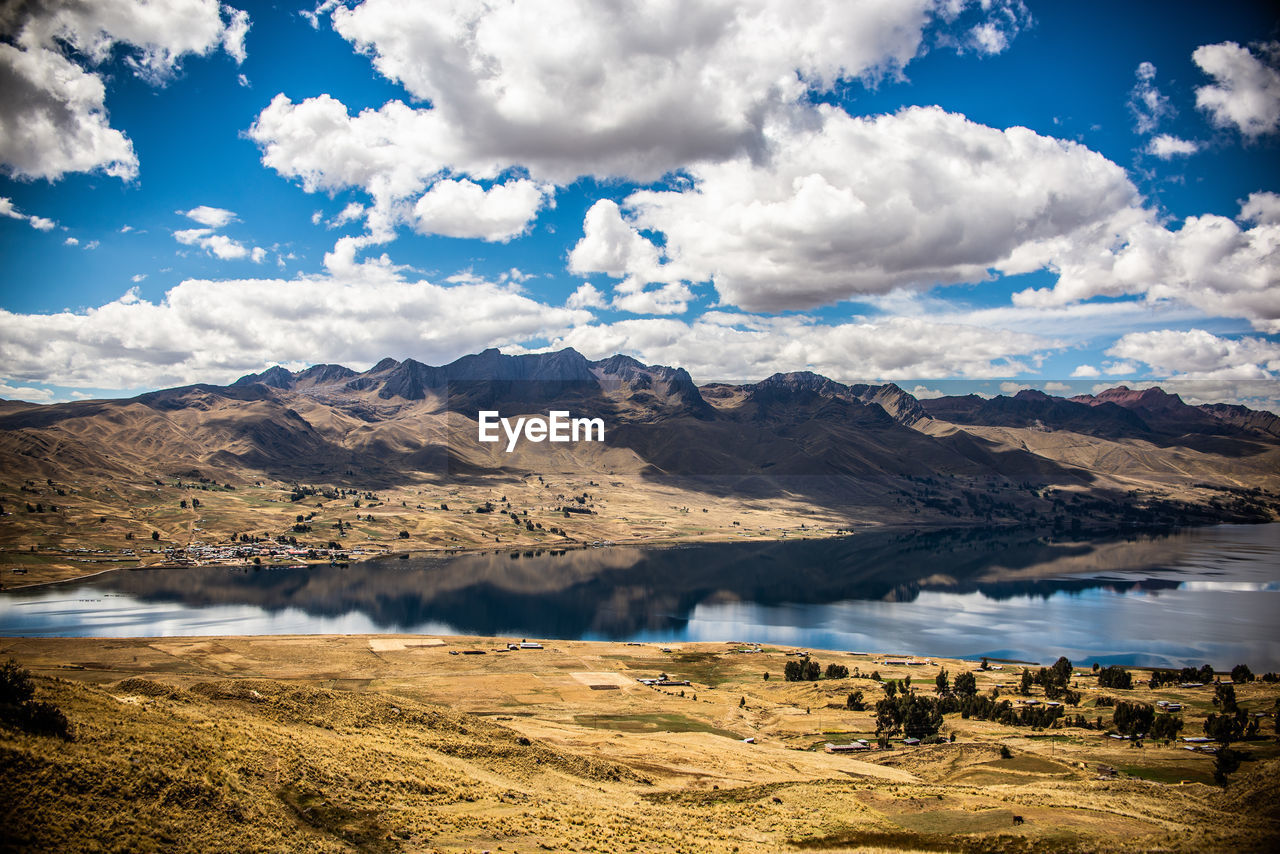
[2,348,1278,537]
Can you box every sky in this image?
[0,0,1278,410]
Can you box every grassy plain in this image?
[2,637,1277,853]
[0,472,887,588]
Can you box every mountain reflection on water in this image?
[3,524,1278,668]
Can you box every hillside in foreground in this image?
[1,349,1278,585]
[2,636,1278,853]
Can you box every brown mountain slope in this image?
[1,352,1277,577]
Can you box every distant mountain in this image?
[921,389,1150,439]
[2,353,1277,528]
[1071,385,1280,440]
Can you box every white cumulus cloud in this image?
[573,105,1139,313]
[412,178,554,242]
[1106,329,1280,380]
[565,283,608,311]
[0,382,53,403]
[0,197,57,231]
[539,312,1054,382]
[0,269,592,390]
[320,0,1019,184]
[250,1,1031,263]
[0,0,250,181]
[1014,195,1280,333]
[1238,191,1280,226]
[181,205,237,228]
[1193,41,1280,138]
[1146,134,1199,159]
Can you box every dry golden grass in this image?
[0,470,870,588]
[2,637,1277,853]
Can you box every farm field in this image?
[2,636,1277,853]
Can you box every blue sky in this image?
[0,1,1277,410]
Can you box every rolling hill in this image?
[0,349,1277,576]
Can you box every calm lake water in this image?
[2,523,1278,669]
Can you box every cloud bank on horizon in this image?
[0,0,1277,411]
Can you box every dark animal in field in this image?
[1013,815,1025,825]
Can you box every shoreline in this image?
[3,515,1247,592]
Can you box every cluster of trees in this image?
[953,694,1067,729]
[898,680,1068,730]
[1096,665,1133,690]
[875,691,944,739]
[1148,664,1217,687]
[1111,700,1155,737]
[1013,657,1082,703]
[782,658,869,682]
[933,668,977,697]
[288,485,375,503]
[784,657,821,682]
[1145,663,1258,687]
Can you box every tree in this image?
[825,663,849,679]
[1214,747,1242,786]
[876,693,942,739]
[1019,668,1033,695]
[1097,665,1132,690]
[1050,656,1073,685]
[954,671,977,698]
[1230,663,1254,683]
[784,657,821,682]
[398,530,410,539]
[979,657,989,671]
[151,531,159,541]
[1204,711,1245,745]
[1149,713,1183,742]
[846,691,865,711]
[1213,683,1238,714]
[1112,701,1154,737]
[883,680,898,699]
[935,668,951,695]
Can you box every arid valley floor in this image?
[2,635,1277,853]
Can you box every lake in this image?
[2,523,1278,670]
